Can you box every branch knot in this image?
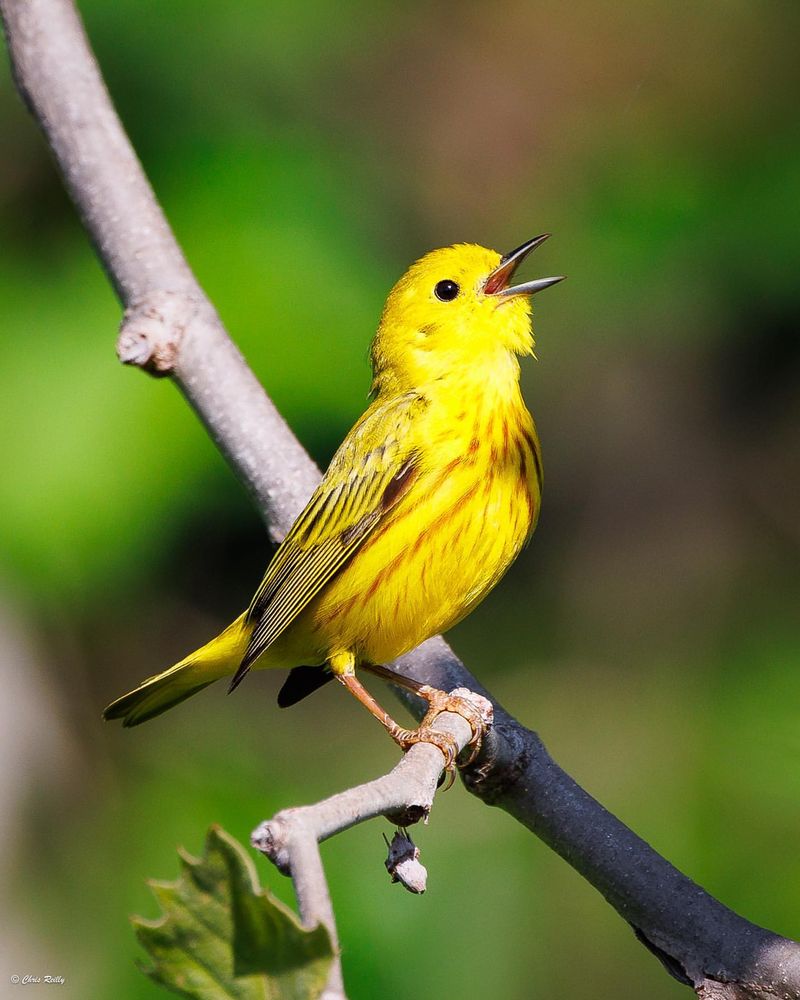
[251,813,295,875]
[117,290,204,375]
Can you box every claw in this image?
[393,725,460,772]
[438,767,456,792]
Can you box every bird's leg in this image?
[361,662,489,766]
[334,671,461,772]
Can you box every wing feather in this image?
[230,393,425,690]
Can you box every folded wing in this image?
[229,392,424,690]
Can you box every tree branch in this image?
[251,700,484,999]
[2,2,799,997]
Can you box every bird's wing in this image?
[231,393,424,689]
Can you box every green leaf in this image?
[133,825,334,1000]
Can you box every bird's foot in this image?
[391,687,493,783]
[417,686,493,766]
[391,725,460,787]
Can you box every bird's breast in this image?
[311,398,541,665]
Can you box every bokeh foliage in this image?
[1,1,798,998]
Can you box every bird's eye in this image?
[434,279,460,302]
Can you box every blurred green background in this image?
[1,1,799,997]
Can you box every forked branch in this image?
[2,2,798,998]
[252,701,483,998]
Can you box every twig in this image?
[254,706,477,911]
[251,699,482,1000]
[2,2,799,998]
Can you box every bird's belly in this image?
[308,461,534,665]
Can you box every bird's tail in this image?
[103,613,251,727]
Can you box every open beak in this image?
[484,234,565,297]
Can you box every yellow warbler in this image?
[104,237,563,759]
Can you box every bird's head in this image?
[371,237,564,394]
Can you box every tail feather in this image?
[103,613,249,727]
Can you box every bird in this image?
[104,236,564,765]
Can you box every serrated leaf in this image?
[133,825,334,1000]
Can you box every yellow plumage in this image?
[104,240,561,731]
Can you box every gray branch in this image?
[252,701,483,999]
[2,1,799,997]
